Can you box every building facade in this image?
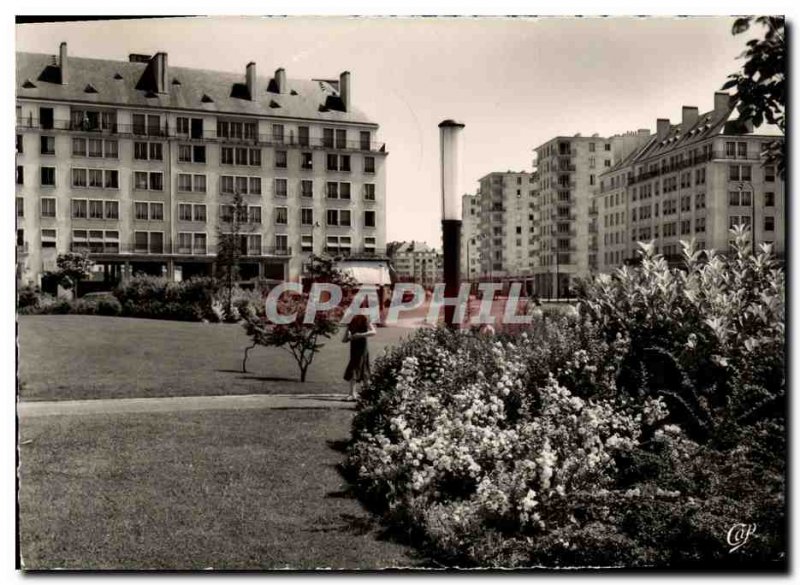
[596,92,785,272]
[16,43,387,287]
[460,193,481,280]
[476,171,537,279]
[392,241,442,285]
[531,130,651,298]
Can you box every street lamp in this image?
[439,119,465,328]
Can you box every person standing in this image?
[342,314,376,401]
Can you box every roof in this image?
[16,51,377,126]
[634,105,735,163]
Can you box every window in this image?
[326,182,339,199]
[604,160,611,168]
[89,200,104,219]
[16,134,23,154]
[150,202,164,221]
[301,152,313,170]
[135,202,149,220]
[248,206,262,224]
[72,199,87,219]
[72,168,87,188]
[178,203,192,221]
[274,178,287,197]
[340,183,351,200]
[275,235,289,252]
[765,166,776,182]
[41,229,57,248]
[249,177,262,195]
[249,149,260,166]
[765,192,775,207]
[194,233,207,254]
[16,197,24,218]
[89,169,103,188]
[132,114,162,136]
[40,136,55,155]
[301,208,314,225]
[275,150,287,169]
[301,234,313,252]
[360,131,371,151]
[275,207,288,225]
[364,210,376,228]
[194,205,207,222]
[741,191,752,206]
[177,117,190,136]
[327,209,339,226]
[17,166,23,185]
[177,233,193,254]
[40,197,56,218]
[764,216,775,232]
[335,129,347,149]
[327,153,338,171]
[73,137,86,157]
[729,191,740,206]
[696,193,706,209]
[298,126,310,147]
[364,156,375,173]
[364,183,376,201]
[149,172,164,191]
[41,167,55,186]
[178,174,193,192]
[589,142,596,153]
[340,155,351,172]
[604,143,611,151]
[246,234,262,256]
[323,128,334,148]
[300,179,313,198]
[696,217,706,233]
[272,124,284,143]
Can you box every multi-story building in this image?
[596,92,785,272]
[531,130,651,297]
[16,43,387,287]
[476,171,537,279]
[392,241,442,285]
[460,193,481,280]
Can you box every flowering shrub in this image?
[348,229,785,568]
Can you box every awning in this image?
[335,259,392,286]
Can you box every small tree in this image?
[53,251,94,293]
[216,190,248,319]
[241,292,339,381]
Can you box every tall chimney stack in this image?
[339,71,351,112]
[682,106,699,127]
[714,91,732,111]
[656,118,671,139]
[153,52,168,94]
[246,62,257,100]
[59,42,68,85]
[275,68,286,94]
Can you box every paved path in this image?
[18,393,355,418]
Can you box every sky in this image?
[16,16,749,248]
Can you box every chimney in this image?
[715,91,732,111]
[339,71,351,112]
[656,118,671,139]
[246,62,257,100]
[59,42,68,84]
[682,106,699,127]
[274,68,286,94]
[152,52,168,94]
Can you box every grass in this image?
[18,315,414,402]
[18,408,422,570]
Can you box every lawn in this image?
[18,408,422,570]
[18,315,413,402]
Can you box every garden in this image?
[346,229,786,568]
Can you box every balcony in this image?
[16,118,388,153]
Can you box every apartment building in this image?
[392,241,442,285]
[460,193,481,280]
[476,171,537,279]
[596,92,785,272]
[15,43,387,287]
[531,130,651,298]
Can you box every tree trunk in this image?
[300,365,308,383]
[242,342,257,373]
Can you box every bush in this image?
[348,230,785,568]
[17,285,41,309]
[96,297,122,316]
[113,275,220,322]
